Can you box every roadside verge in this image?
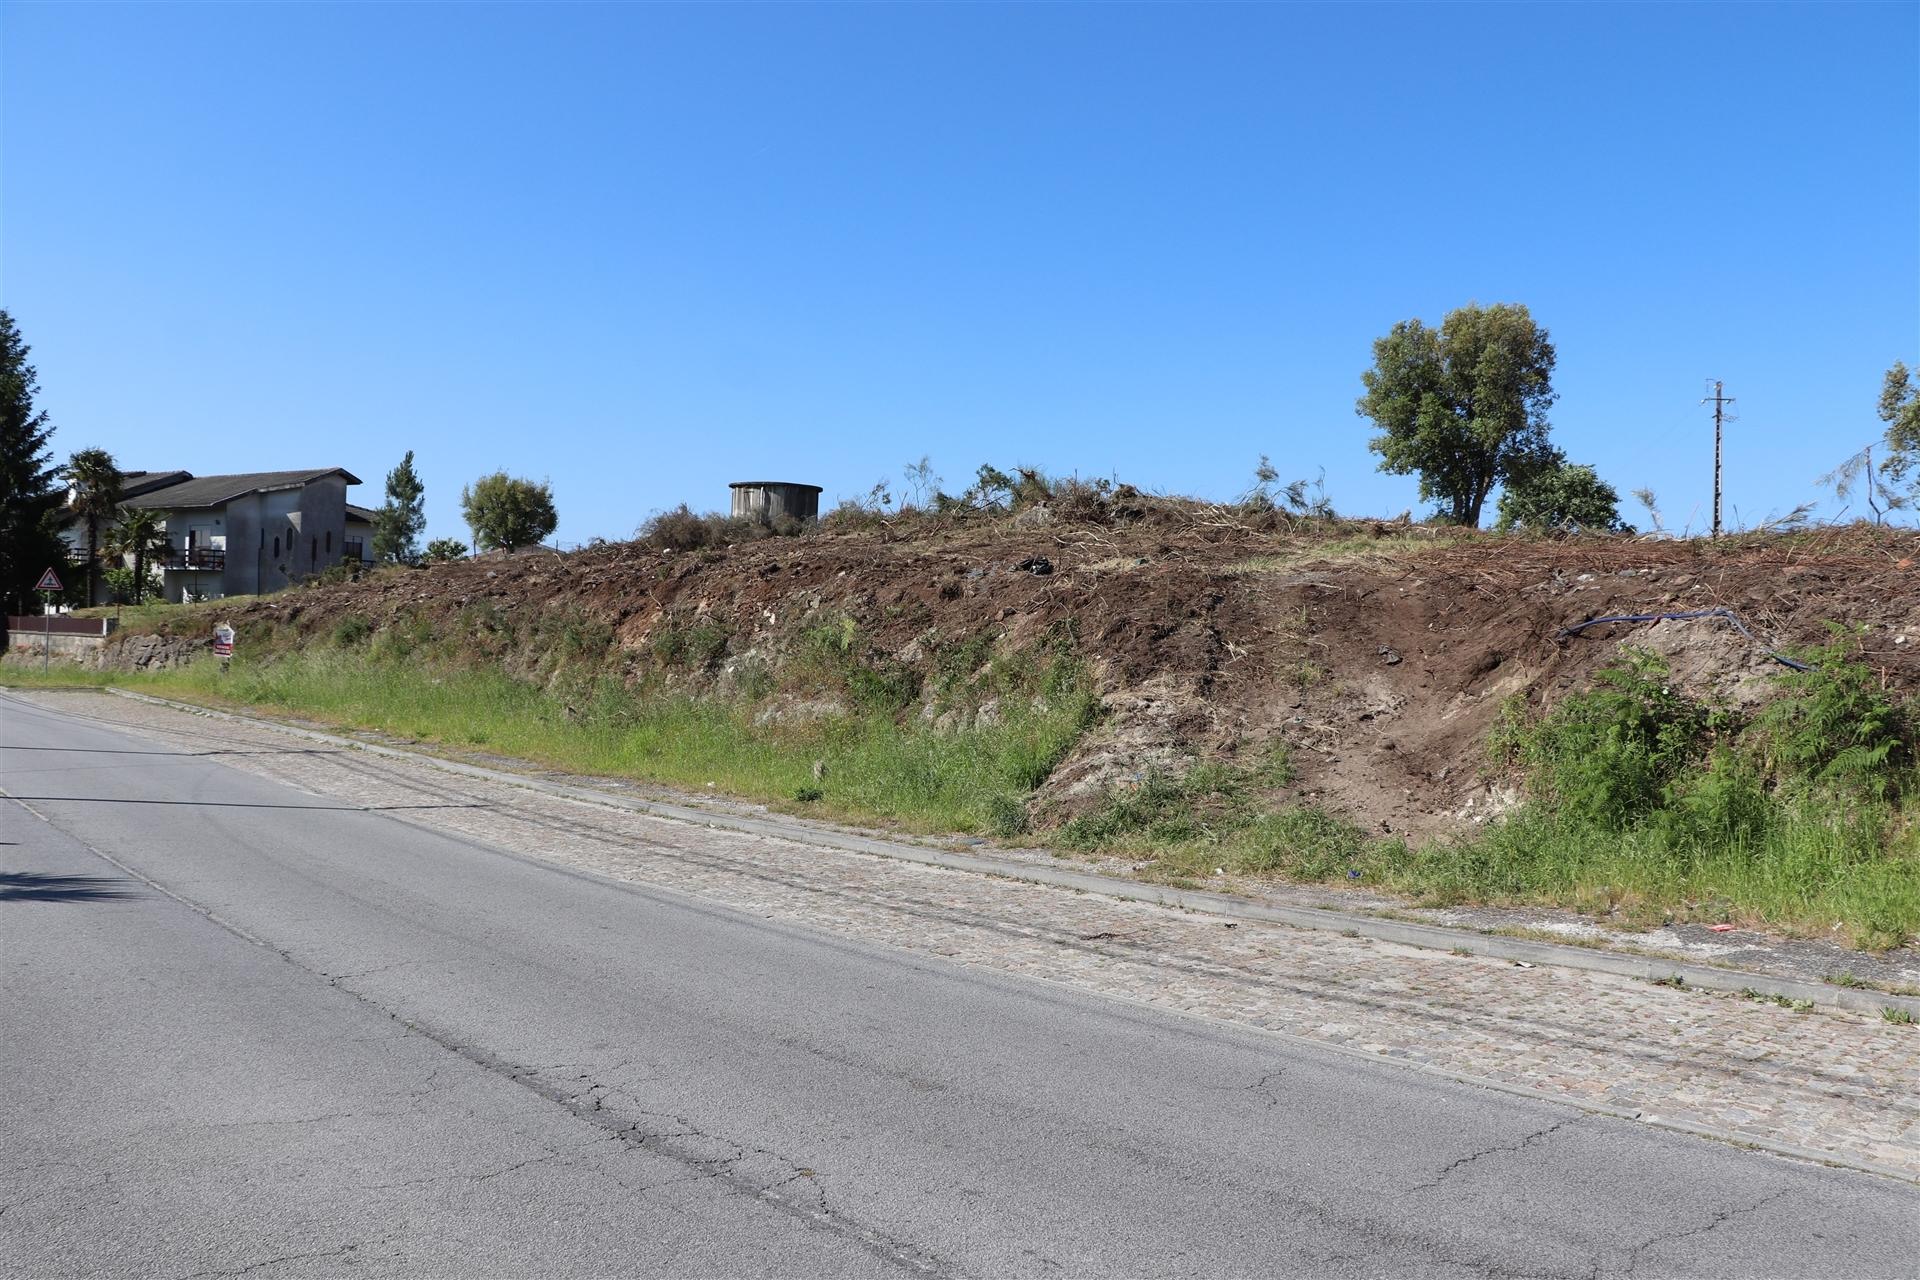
[87,684,1920,1023]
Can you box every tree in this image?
[373,450,427,564]
[423,537,469,563]
[66,447,123,604]
[0,310,67,614]
[1493,450,1628,533]
[1877,362,1920,502]
[106,508,169,604]
[1356,302,1558,526]
[1819,444,1904,524]
[459,472,556,552]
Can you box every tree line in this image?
[0,306,560,609]
[367,458,558,565]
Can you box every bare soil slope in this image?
[110,519,1920,839]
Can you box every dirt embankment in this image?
[104,521,1920,840]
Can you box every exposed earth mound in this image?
[88,516,1920,841]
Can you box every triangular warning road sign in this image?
[34,567,64,593]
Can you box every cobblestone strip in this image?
[16,690,1920,1179]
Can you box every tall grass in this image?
[11,643,1096,839]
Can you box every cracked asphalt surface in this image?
[3,694,1917,1278]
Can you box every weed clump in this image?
[330,614,373,647]
[1467,641,1920,947]
[638,504,808,552]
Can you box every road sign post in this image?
[213,623,235,673]
[33,567,63,674]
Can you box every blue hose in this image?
[1557,608,1811,671]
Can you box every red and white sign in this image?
[34,567,63,593]
[212,624,235,658]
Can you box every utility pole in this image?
[1702,380,1735,538]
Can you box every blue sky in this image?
[3,3,1915,546]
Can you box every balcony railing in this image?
[161,547,226,571]
[343,539,367,563]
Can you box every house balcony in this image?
[161,547,226,571]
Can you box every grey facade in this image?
[62,468,363,604]
[345,504,379,565]
[729,481,823,523]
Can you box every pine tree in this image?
[373,450,427,564]
[0,310,67,614]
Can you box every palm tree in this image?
[106,508,168,604]
[66,448,123,604]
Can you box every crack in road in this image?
[173,1234,392,1280]
[246,938,955,1276]
[0,1170,112,1222]
[1619,1187,1795,1276]
[1246,1065,1287,1109]
[1404,1118,1578,1193]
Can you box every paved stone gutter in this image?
[11,687,1919,1183]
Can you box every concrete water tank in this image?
[729,481,823,523]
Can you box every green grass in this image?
[10,645,1095,840]
[68,596,259,629]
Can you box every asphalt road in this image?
[3,691,1916,1279]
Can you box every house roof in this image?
[121,468,362,511]
[345,503,379,524]
[116,470,195,499]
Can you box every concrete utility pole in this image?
[1702,380,1735,538]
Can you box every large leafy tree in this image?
[67,447,123,604]
[1877,361,1920,501]
[1494,448,1628,533]
[106,508,168,604]
[1356,302,1558,526]
[0,310,67,613]
[373,450,427,564]
[460,472,557,552]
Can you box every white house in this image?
[63,468,364,604]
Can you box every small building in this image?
[729,481,823,523]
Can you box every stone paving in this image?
[16,690,1920,1181]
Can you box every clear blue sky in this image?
[4,3,1915,546]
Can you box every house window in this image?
[310,537,316,564]
[259,530,265,549]
[325,530,332,554]
[273,535,280,558]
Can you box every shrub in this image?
[1462,635,1920,944]
[331,614,373,646]
[639,504,713,552]
[1753,632,1911,796]
[638,505,810,552]
[1050,477,1114,525]
[1497,648,1728,828]
[651,619,730,671]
